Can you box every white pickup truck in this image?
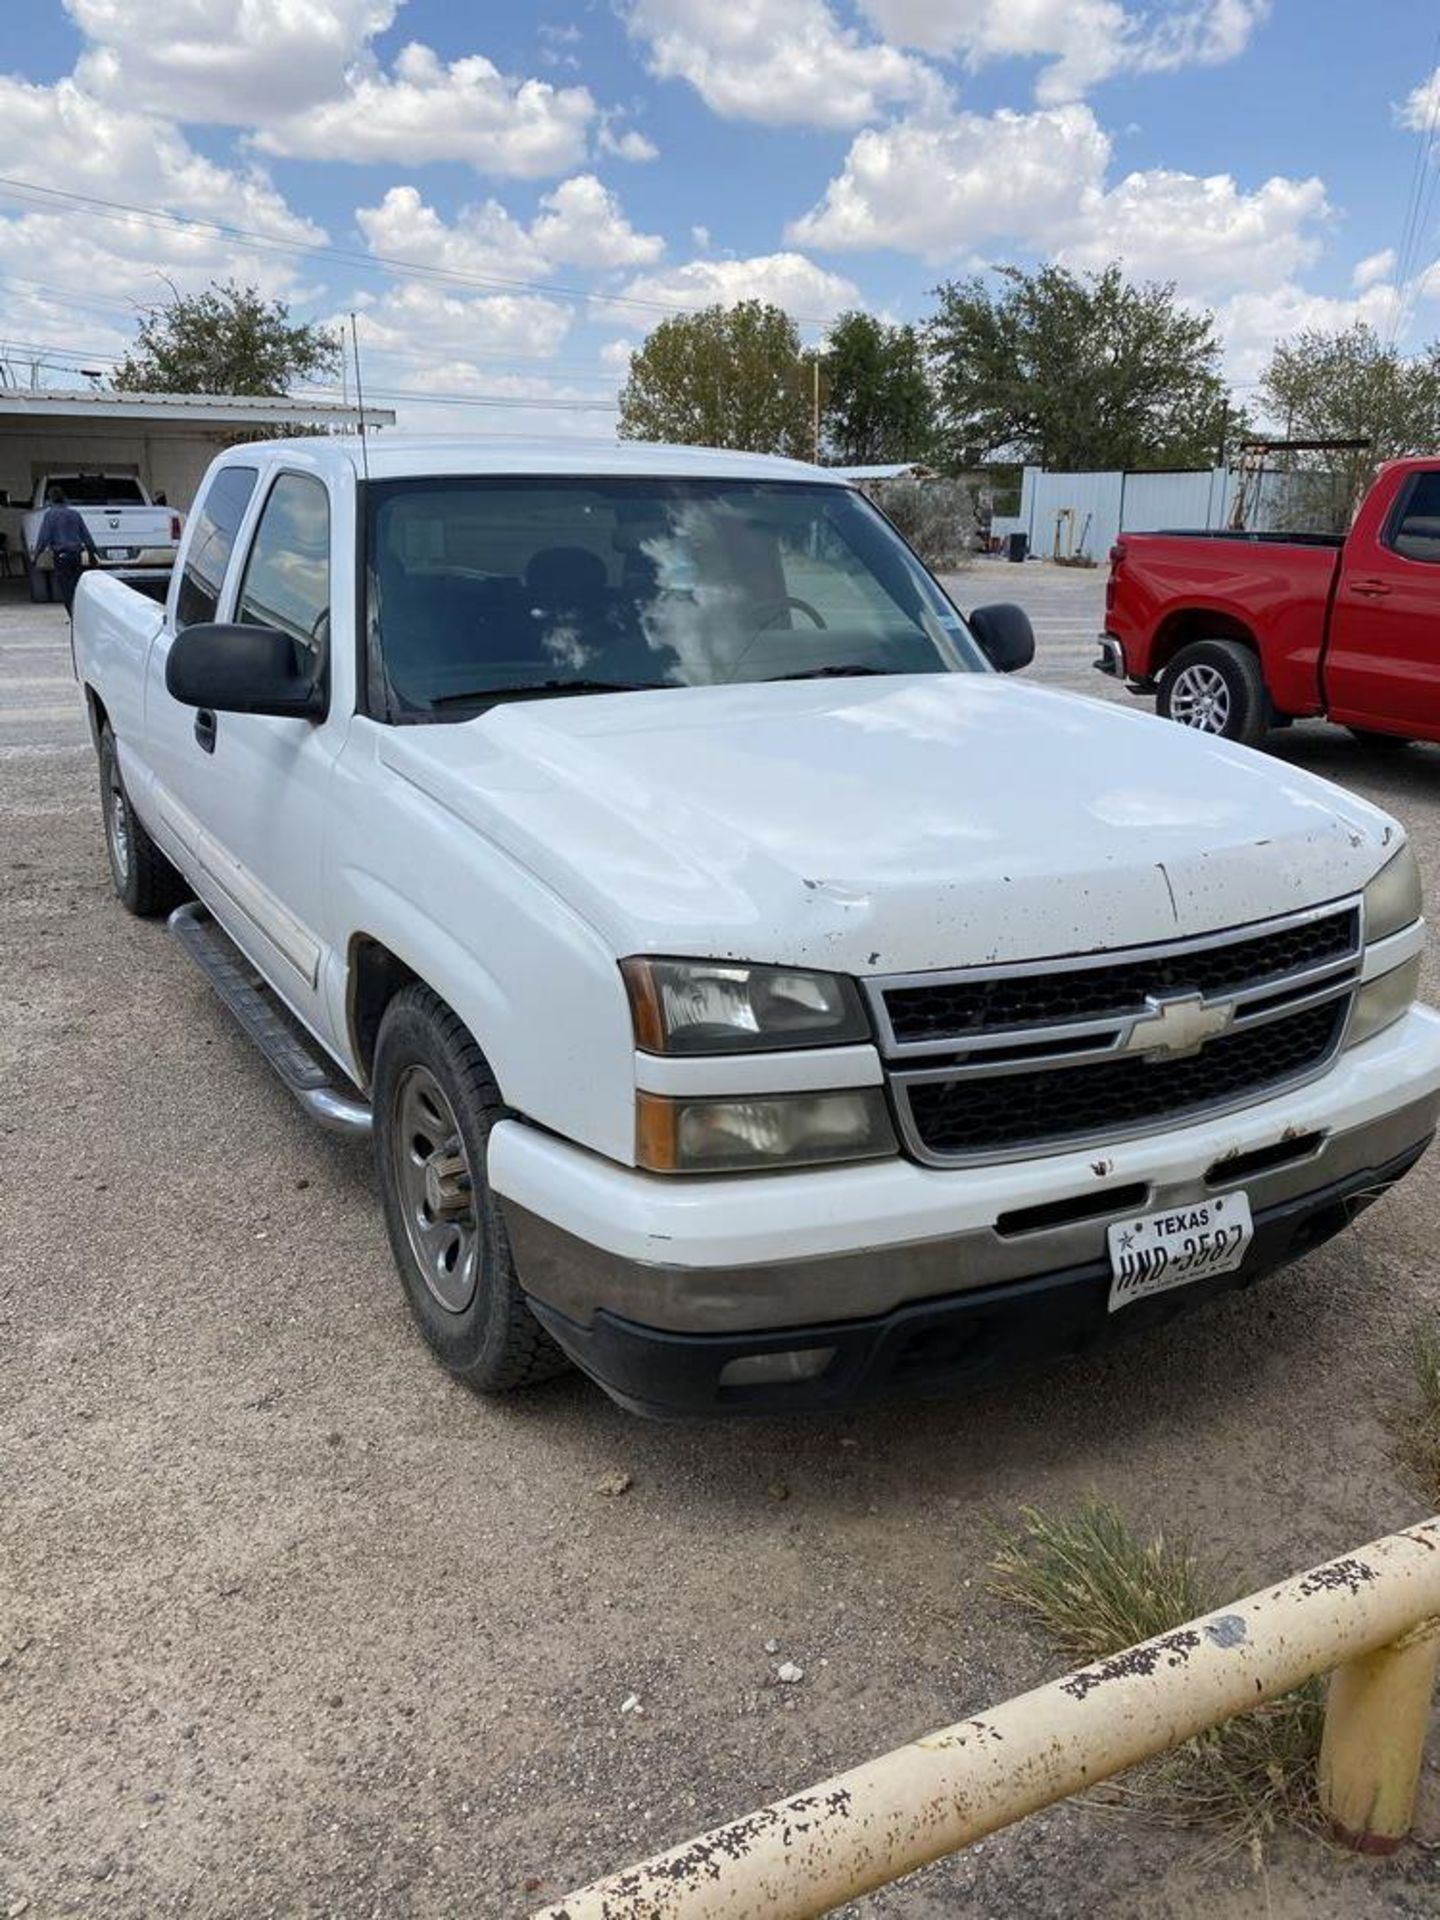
[21,471,181,601]
[72,436,1440,1416]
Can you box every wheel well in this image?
[348,936,420,1086]
[1151,611,1258,677]
[83,685,109,752]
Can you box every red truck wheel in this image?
[1157,640,1268,748]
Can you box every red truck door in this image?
[1324,466,1440,738]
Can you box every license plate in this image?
[104,547,130,560]
[1107,1191,1254,1311]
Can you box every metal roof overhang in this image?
[0,389,395,428]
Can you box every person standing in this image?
[34,486,99,614]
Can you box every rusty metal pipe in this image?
[539,1519,1440,1920]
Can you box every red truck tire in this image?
[1157,640,1268,749]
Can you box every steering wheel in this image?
[744,594,827,637]
[726,595,828,681]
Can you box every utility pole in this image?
[812,354,821,465]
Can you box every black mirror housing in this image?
[166,624,325,719]
[968,602,1035,674]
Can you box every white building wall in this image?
[991,465,1239,558]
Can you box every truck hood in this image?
[374,676,1399,974]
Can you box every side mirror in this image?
[968,602,1035,674]
[166,623,325,719]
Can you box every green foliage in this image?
[822,311,936,465]
[1400,1320,1440,1502]
[114,281,341,396]
[927,264,1231,471]
[868,477,974,571]
[1257,323,1440,523]
[617,300,811,456]
[991,1499,1324,1845]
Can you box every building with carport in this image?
[0,388,394,585]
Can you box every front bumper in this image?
[491,1007,1440,1415]
[523,1137,1430,1416]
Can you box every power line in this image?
[0,174,833,326]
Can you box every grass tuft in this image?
[990,1498,1323,1846]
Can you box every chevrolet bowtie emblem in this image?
[1122,991,1234,1059]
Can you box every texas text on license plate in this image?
[1106,1191,1254,1311]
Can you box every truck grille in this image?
[866,903,1361,1166]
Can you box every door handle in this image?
[1350,580,1392,598]
[194,709,217,754]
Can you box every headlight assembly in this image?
[1363,843,1422,945]
[622,957,870,1054]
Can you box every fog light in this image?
[1347,954,1421,1050]
[717,1347,836,1388]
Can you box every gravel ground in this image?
[3,561,1440,1918]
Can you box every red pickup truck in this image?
[1097,456,1440,748]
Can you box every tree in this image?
[114,281,341,395]
[618,300,810,456]
[1257,322,1440,524]
[927,263,1230,471]
[822,311,936,465]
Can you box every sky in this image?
[1,1,1439,438]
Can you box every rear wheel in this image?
[97,724,188,917]
[373,984,568,1395]
[1157,639,1268,748]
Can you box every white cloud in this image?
[356,177,663,283]
[1397,66,1440,132]
[1217,282,1401,388]
[598,121,660,162]
[254,42,596,174]
[347,281,573,365]
[789,101,1327,309]
[624,0,939,129]
[608,252,861,332]
[1058,169,1328,295]
[1352,247,1397,292]
[0,75,324,369]
[67,0,397,123]
[530,176,664,269]
[857,0,1267,104]
[788,105,1112,257]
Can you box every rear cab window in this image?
[175,465,258,629]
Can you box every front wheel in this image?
[1157,639,1268,748]
[372,984,568,1395]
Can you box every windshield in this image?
[363,476,985,715]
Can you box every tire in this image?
[372,983,568,1395]
[1157,639,1269,748]
[26,561,52,604]
[97,724,189,917]
[1346,727,1413,750]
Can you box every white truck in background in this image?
[18,471,182,602]
[69,435,1440,1418]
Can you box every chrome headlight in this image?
[622,957,870,1054]
[1363,843,1422,944]
[636,1088,897,1173]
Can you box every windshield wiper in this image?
[764,665,890,681]
[429,678,665,707]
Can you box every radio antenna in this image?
[349,312,371,480]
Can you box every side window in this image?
[175,466,258,629]
[235,473,331,658]
[1389,472,1440,565]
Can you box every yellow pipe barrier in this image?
[539,1518,1440,1920]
